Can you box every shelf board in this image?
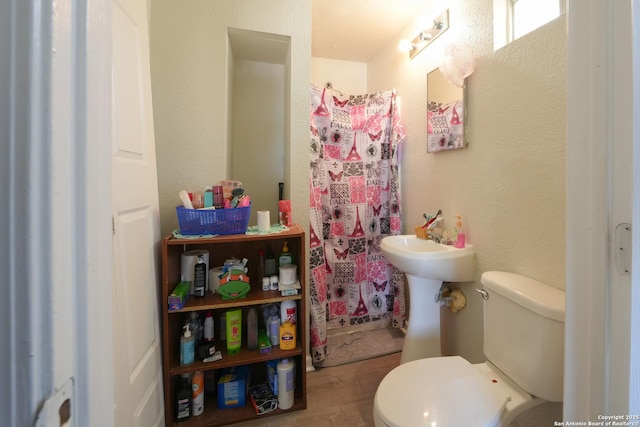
[166,224,304,246]
[170,393,306,427]
[169,289,302,312]
[169,343,303,376]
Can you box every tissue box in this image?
[217,365,250,409]
[168,281,190,311]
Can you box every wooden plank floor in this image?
[234,352,401,427]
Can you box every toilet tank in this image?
[481,271,565,402]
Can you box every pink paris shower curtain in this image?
[309,85,407,364]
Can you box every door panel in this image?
[112,0,164,425]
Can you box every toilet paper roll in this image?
[257,210,270,232]
[181,250,209,295]
[279,264,297,285]
[209,266,224,294]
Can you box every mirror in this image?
[426,68,466,152]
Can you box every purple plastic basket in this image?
[176,205,251,236]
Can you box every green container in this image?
[226,308,242,354]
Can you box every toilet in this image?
[373,271,565,427]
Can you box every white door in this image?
[112,0,165,425]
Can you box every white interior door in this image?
[112,0,164,425]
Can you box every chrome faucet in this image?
[427,229,442,243]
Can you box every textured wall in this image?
[368,0,566,362]
[149,0,311,238]
[150,0,566,364]
[311,57,368,94]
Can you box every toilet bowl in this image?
[373,271,565,427]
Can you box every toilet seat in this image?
[374,356,510,427]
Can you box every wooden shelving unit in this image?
[161,224,307,426]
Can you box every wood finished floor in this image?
[234,352,401,427]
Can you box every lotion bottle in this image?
[277,358,295,410]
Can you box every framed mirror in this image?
[426,68,466,152]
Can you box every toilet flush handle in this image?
[475,288,489,300]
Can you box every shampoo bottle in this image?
[453,215,466,249]
[180,324,195,366]
[226,308,242,354]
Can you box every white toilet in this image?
[373,271,565,427]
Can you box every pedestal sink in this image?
[380,235,475,364]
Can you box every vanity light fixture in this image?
[398,9,450,59]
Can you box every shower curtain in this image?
[309,84,407,364]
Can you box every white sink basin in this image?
[381,235,475,363]
[380,235,474,282]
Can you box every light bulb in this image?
[398,39,414,53]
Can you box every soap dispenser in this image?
[453,215,466,249]
[278,241,294,267]
[180,324,195,366]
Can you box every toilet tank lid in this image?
[481,271,565,322]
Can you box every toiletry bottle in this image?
[280,300,297,324]
[278,200,292,226]
[278,241,294,267]
[193,255,206,297]
[226,308,242,354]
[180,324,195,366]
[453,215,466,248]
[247,307,258,350]
[279,321,297,350]
[269,275,279,291]
[204,187,213,208]
[203,311,214,342]
[268,316,280,346]
[192,191,205,209]
[258,249,265,282]
[265,251,276,276]
[277,358,295,410]
[175,377,192,421]
[187,311,202,344]
[219,312,226,341]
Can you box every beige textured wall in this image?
[150,0,565,363]
[149,0,311,238]
[368,0,566,362]
[311,57,368,94]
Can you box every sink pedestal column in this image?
[400,275,443,364]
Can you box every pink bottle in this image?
[453,215,466,249]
